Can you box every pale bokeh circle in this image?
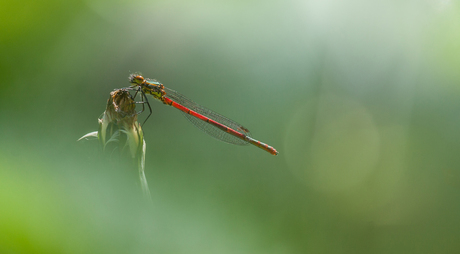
[284,95,380,193]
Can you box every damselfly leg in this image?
[130,86,153,126]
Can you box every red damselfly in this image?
[129,74,278,156]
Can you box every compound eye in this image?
[129,74,145,84]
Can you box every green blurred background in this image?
[2,0,460,253]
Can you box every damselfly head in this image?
[129,74,145,85]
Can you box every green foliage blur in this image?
[2,0,460,253]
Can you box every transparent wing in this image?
[164,87,251,145]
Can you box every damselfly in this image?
[128,74,278,156]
